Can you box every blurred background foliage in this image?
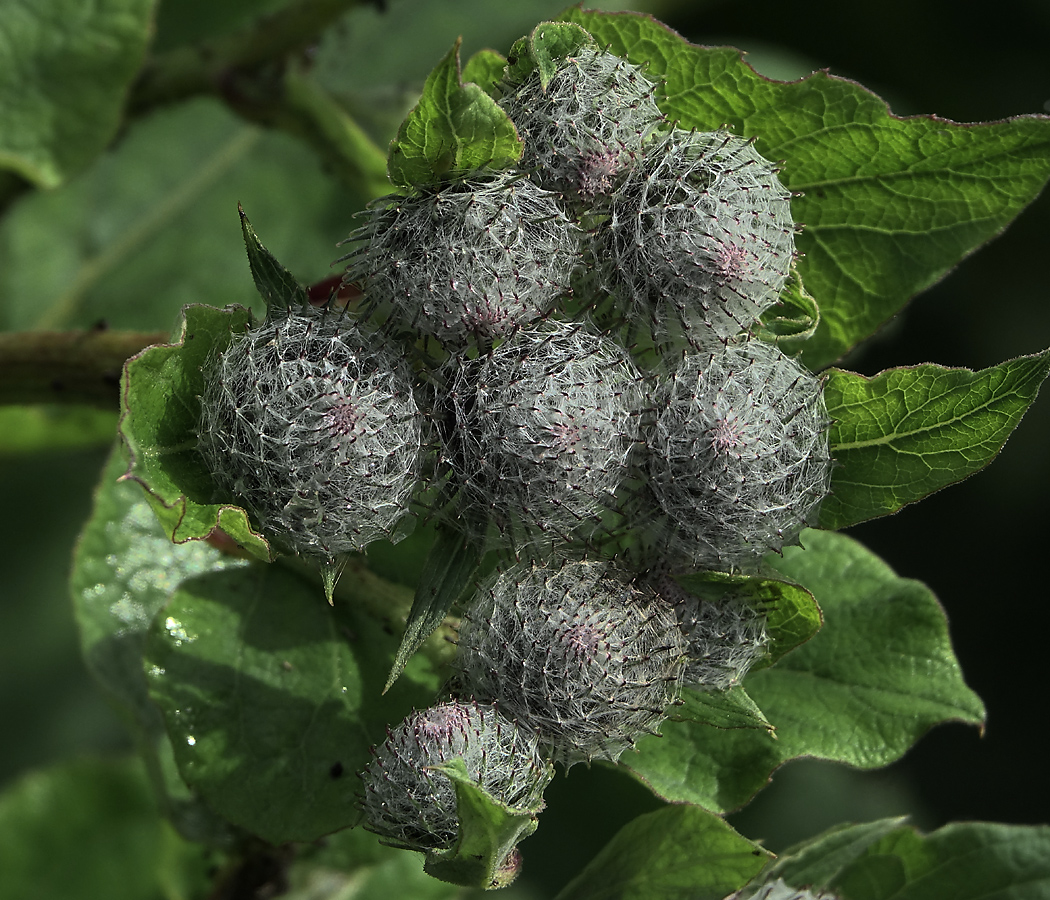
[0,0,1046,897]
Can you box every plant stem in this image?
[128,0,366,114]
[0,329,167,408]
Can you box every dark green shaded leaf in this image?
[672,686,773,733]
[239,205,308,312]
[821,351,1050,528]
[672,569,821,668]
[143,561,440,845]
[118,303,273,561]
[560,9,1050,368]
[555,805,771,900]
[766,820,1050,900]
[621,531,983,812]
[0,0,156,187]
[388,39,523,187]
[0,758,210,900]
[760,818,909,889]
[423,757,546,890]
[385,524,480,693]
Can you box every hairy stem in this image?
[0,329,167,408]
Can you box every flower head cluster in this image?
[455,558,686,764]
[642,338,831,569]
[499,44,665,204]
[444,320,642,550]
[360,700,551,852]
[592,129,796,345]
[197,306,424,563]
[342,173,580,344]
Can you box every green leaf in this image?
[672,686,773,733]
[143,561,440,845]
[760,818,910,889]
[554,805,771,900]
[0,406,116,455]
[505,21,596,89]
[388,38,523,187]
[620,530,984,812]
[821,350,1050,529]
[768,820,1050,900]
[756,266,820,347]
[671,569,821,668]
[385,524,480,693]
[423,757,548,890]
[462,49,508,98]
[118,303,274,561]
[0,758,210,900]
[0,0,156,188]
[70,445,248,844]
[239,205,308,312]
[560,9,1050,368]
[0,100,356,333]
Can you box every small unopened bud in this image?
[197,306,424,563]
[456,558,686,765]
[360,701,551,852]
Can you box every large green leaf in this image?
[0,758,210,900]
[560,9,1050,368]
[143,560,440,845]
[620,530,984,812]
[760,820,1050,900]
[118,303,274,561]
[821,351,1050,529]
[388,38,523,187]
[555,805,771,900]
[0,0,156,188]
[0,99,356,333]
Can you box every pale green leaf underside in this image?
[560,8,1050,369]
[620,530,983,812]
[822,350,1050,529]
[0,0,155,187]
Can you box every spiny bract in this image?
[499,44,665,203]
[728,879,840,900]
[655,576,770,690]
[592,128,796,344]
[455,558,686,765]
[341,172,580,344]
[645,338,831,569]
[445,320,643,551]
[197,306,424,563]
[359,700,551,852]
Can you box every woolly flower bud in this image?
[456,558,686,764]
[728,879,840,900]
[197,306,424,562]
[646,339,831,568]
[360,701,551,852]
[655,577,770,690]
[593,129,796,343]
[499,46,665,202]
[446,320,642,550]
[341,173,580,344]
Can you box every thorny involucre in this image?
[445,320,643,551]
[197,306,424,565]
[455,558,686,765]
[359,701,551,852]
